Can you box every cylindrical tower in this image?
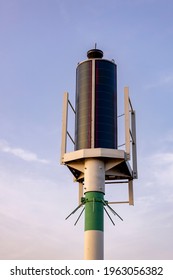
[74,49,118,259]
[61,47,137,260]
[75,49,117,150]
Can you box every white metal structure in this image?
[61,87,137,206]
[61,83,137,259]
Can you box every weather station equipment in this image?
[60,47,138,260]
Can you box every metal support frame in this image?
[124,87,130,159]
[61,88,137,207]
[124,87,138,179]
[60,92,75,164]
[105,178,134,206]
[131,111,138,179]
[60,92,68,164]
[124,87,137,204]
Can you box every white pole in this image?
[84,158,105,260]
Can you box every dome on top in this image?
[87,49,103,59]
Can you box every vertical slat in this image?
[60,92,68,164]
[128,180,134,205]
[131,111,138,179]
[78,182,83,205]
[91,60,95,148]
[124,87,130,159]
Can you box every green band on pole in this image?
[85,191,104,231]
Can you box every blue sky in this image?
[0,0,173,259]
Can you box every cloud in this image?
[0,161,80,259]
[133,147,173,219]
[146,73,173,89]
[151,151,173,165]
[0,140,49,164]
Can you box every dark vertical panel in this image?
[75,58,117,151]
[95,60,117,149]
[75,61,92,150]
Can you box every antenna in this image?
[61,48,138,260]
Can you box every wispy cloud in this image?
[0,140,49,164]
[135,147,173,217]
[141,150,173,203]
[151,151,173,165]
[146,73,173,89]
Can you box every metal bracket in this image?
[66,198,123,227]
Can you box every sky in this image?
[0,0,173,260]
